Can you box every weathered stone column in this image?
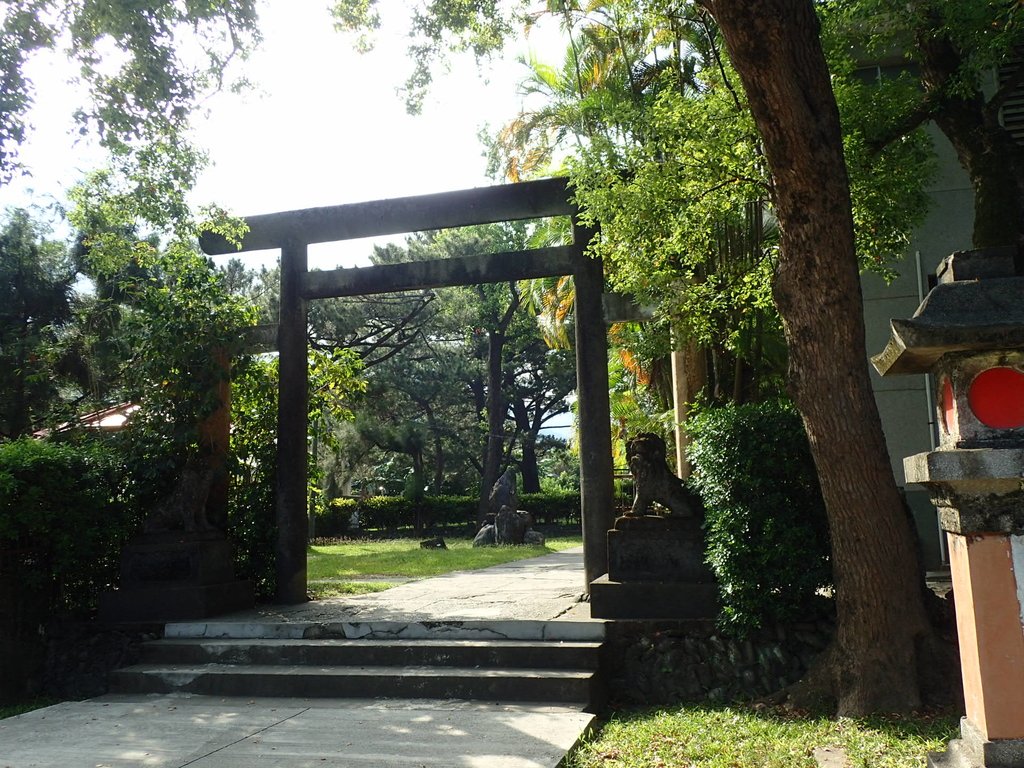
[873,247,1024,768]
[572,222,615,593]
[276,238,309,604]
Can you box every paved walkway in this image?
[0,548,602,768]
[168,547,599,642]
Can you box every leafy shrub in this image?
[348,495,476,532]
[315,490,583,534]
[687,400,832,635]
[520,491,581,525]
[0,438,137,616]
[316,498,356,537]
[229,351,364,599]
[228,358,279,600]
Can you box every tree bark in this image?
[519,433,541,493]
[702,0,932,715]
[914,27,1024,249]
[510,394,542,493]
[476,284,521,524]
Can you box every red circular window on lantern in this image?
[967,367,1024,429]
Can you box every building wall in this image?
[861,125,975,569]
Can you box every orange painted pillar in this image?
[947,532,1024,741]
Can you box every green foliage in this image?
[80,244,259,542]
[332,0,514,113]
[536,436,580,492]
[231,350,364,600]
[317,491,581,535]
[228,357,279,599]
[821,0,1024,247]
[0,698,59,720]
[1,1,259,195]
[822,0,1024,101]
[322,495,475,533]
[0,210,76,439]
[0,438,137,615]
[315,224,573,501]
[520,491,581,525]
[687,401,832,635]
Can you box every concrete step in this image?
[140,637,602,670]
[110,663,598,704]
[163,618,604,641]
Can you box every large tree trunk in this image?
[914,27,1024,249]
[702,0,933,715]
[477,329,507,523]
[510,395,542,493]
[519,434,541,493]
[419,401,445,493]
[476,286,521,524]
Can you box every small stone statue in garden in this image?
[488,466,519,516]
[473,467,545,547]
[626,432,700,517]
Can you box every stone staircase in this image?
[109,619,606,711]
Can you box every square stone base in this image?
[100,532,254,622]
[928,718,1024,768]
[119,533,237,584]
[589,575,719,620]
[608,515,715,582]
[100,579,254,623]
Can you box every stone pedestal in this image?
[590,515,719,619]
[905,455,1024,766]
[100,532,253,622]
[929,718,1024,768]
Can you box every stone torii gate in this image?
[201,177,615,604]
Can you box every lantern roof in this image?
[872,271,1024,376]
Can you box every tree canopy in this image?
[1,0,259,199]
[0,209,75,438]
[333,0,995,715]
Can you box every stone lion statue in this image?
[626,432,700,517]
[142,463,217,534]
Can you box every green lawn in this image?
[567,705,959,768]
[306,536,581,599]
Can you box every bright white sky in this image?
[3,0,560,270]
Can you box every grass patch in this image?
[0,698,58,720]
[567,705,959,768]
[307,536,581,582]
[308,581,398,599]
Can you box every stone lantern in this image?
[873,246,1024,768]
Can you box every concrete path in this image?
[246,546,595,623]
[0,547,602,768]
[0,695,594,767]
[167,547,601,642]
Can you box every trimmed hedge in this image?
[0,438,138,703]
[687,400,833,636]
[521,491,581,525]
[314,490,582,536]
[0,438,136,616]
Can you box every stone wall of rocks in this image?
[603,618,834,705]
[0,576,47,703]
[42,621,161,700]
